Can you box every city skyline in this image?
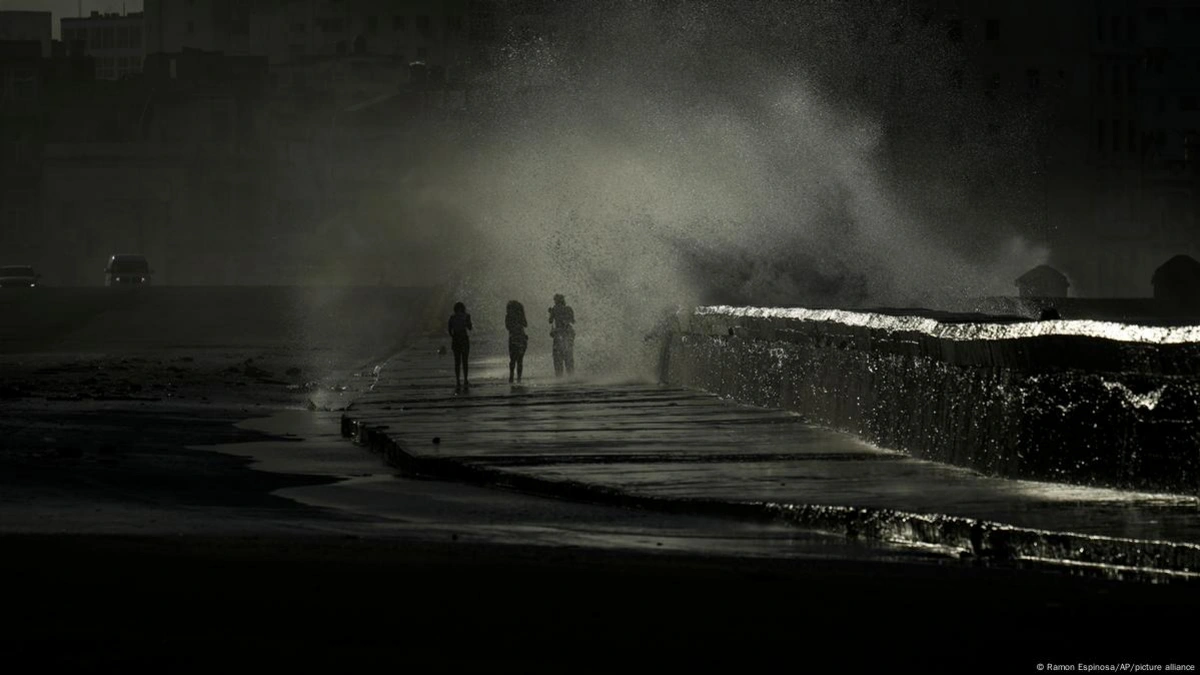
[2,1,1199,301]
[0,0,144,38]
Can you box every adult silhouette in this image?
[548,294,575,377]
[506,300,528,383]
[448,301,473,390]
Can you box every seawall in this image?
[661,306,1200,494]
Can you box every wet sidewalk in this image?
[344,339,1200,577]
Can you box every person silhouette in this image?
[645,305,682,385]
[505,300,528,383]
[448,301,473,390]
[548,293,575,377]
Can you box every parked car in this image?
[105,254,153,286]
[0,265,40,288]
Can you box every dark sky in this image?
[0,0,144,38]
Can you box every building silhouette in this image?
[909,1,1200,298]
[0,10,51,57]
[61,11,146,80]
[10,0,512,286]
[16,0,1198,292]
[1,16,94,267]
[143,0,474,83]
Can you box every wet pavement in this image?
[218,409,949,562]
[0,305,950,567]
[344,339,1200,576]
[3,296,1198,669]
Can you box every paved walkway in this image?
[344,338,1200,576]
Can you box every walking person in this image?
[448,301,473,390]
[548,293,575,377]
[505,300,528,383]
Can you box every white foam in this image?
[1101,381,1166,411]
[697,305,1200,345]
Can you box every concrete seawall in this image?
[662,307,1200,494]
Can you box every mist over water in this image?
[366,1,1051,373]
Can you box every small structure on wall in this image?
[1152,254,1200,311]
[1015,265,1069,298]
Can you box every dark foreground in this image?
[3,534,1197,673]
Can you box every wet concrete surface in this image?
[0,341,941,564]
[346,340,1200,574]
[2,293,1198,668]
[217,409,953,561]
